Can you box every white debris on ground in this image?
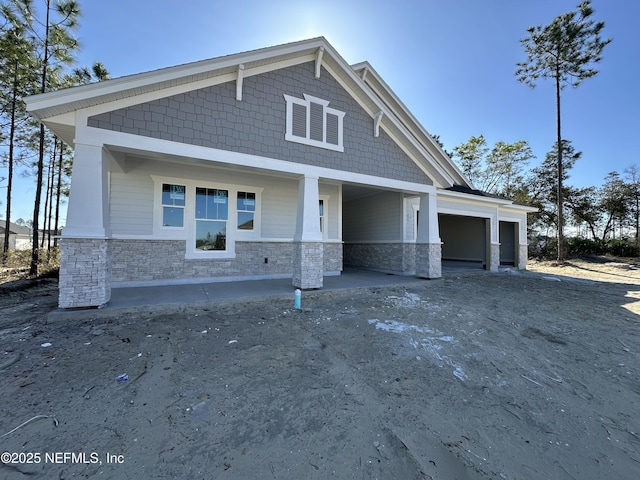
[385,291,423,308]
[500,267,521,275]
[368,305,468,381]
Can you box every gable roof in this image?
[351,62,469,187]
[0,221,31,235]
[25,37,471,189]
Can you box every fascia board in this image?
[26,37,328,119]
[438,190,537,214]
[499,203,539,213]
[353,61,471,187]
[27,56,320,130]
[437,189,512,206]
[41,50,317,126]
[347,69,456,187]
[319,54,455,187]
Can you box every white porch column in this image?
[415,191,442,278]
[58,142,112,308]
[292,175,323,289]
[63,143,111,238]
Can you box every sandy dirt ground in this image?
[1,258,639,479]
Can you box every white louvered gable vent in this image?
[284,94,345,152]
[325,113,339,145]
[309,102,324,142]
[292,103,307,138]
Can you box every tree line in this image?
[449,134,640,257]
[0,0,108,275]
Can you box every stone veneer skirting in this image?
[415,243,442,279]
[322,242,343,273]
[518,245,528,270]
[59,238,111,308]
[343,243,419,275]
[489,243,500,272]
[110,239,342,284]
[292,241,324,289]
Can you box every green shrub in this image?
[528,236,560,260]
[567,237,606,256]
[605,238,639,257]
[528,236,639,259]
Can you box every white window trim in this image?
[412,203,419,242]
[151,175,263,259]
[283,93,345,152]
[159,182,187,231]
[319,194,330,240]
[236,191,258,233]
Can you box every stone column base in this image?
[292,242,323,289]
[489,243,500,272]
[59,238,111,308]
[518,245,528,270]
[415,243,442,279]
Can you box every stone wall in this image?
[323,242,343,273]
[59,238,111,308]
[415,243,442,279]
[292,242,324,289]
[109,239,342,284]
[58,238,344,306]
[110,240,297,283]
[489,243,500,272]
[518,245,528,270]
[343,243,416,274]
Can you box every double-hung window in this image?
[195,188,228,251]
[319,195,330,240]
[162,183,185,227]
[237,192,256,230]
[284,94,345,152]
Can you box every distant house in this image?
[25,37,536,309]
[0,221,32,250]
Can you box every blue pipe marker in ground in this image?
[294,289,301,309]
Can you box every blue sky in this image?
[5,0,638,223]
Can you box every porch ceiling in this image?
[342,184,404,202]
[106,145,302,181]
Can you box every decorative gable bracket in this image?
[236,64,245,101]
[374,111,384,138]
[315,47,324,79]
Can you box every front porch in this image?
[49,265,487,319]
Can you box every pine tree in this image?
[0,0,38,260]
[21,0,81,275]
[516,1,611,263]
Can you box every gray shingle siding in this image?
[88,62,431,185]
